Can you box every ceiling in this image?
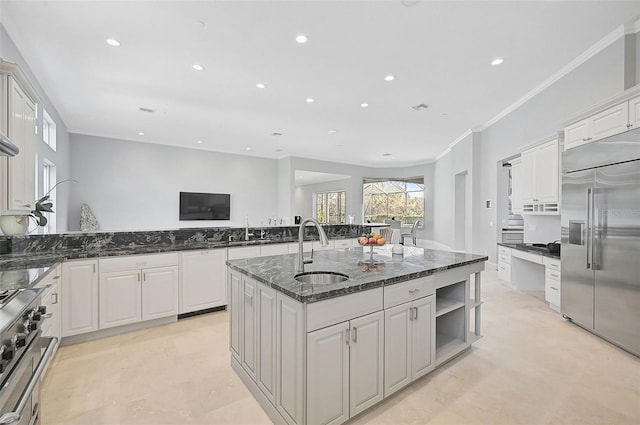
[2,1,640,167]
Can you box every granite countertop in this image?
[498,242,561,260]
[226,245,488,303]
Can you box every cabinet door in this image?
[142,265,178,321]
[7,77,36,211]
[511,159,523,214]
[229,270,242,361]
[590,102,629,142]
[241,276,258,381]
[564,118,590,150]
[61,260,98,337]
[276,293,305,425]
[99,270,141,329]
[349,311,384,418]
[180,250,226,314]
[629,95,640,130]
[535,139,559,203]
[383,303,411,397]
[520,148,537,203]
[411,296,435,380]
[257,284,277,405]
[307,321,349,425]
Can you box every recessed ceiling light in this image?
[272,132,283,137]
[384,75,395,81]
[328,129,337,134]
[197,140,203,144]
[361,103,369,108]
[138,132,145,136]
[138,107,155,113]
[306,98,315,103]
[256,83,266,89]
[245,147,252,151]
[105,38,121,47]
[383,153,392,157]
[295,34,308,44]
[192,64,204,71]
[491,58,504,66]
[275,149,284,152]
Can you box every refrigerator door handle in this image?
[586,188,593,269]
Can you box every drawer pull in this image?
[352,327,358,343]
[345,329,350,345]
[550,286,558,291]
[52,276,60,280]
[408,289,420,295]
[52,293,58,304]
[550,273,559,279]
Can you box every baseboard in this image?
[61,316,177,346]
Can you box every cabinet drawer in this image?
[543,257,560,272]
[307,288,383,332]
[498,254,511,265]
[497,262,511,283]
[383,276,435,309]
[100,252,179,273]
[545,268,561,282]
[511,249,543,264]
[545,281,561,306]
[498,246,511,258]
[333,239,354,249]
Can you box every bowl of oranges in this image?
[357,232,386,246]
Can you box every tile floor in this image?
[40,269,640,425]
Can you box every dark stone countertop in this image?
[498,243,561,260]
[226,245,488,303]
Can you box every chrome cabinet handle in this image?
[414,306,418,320]
[408,288,420,295]
[550,286,558,291]
[586,188,592,269]
[52,293,58,304]
[627,123,633,128]
[345,328,350,345]
[52,275,60,280]
[352,327,358,343]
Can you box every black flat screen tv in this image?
[179,192,230,220]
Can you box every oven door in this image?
[0,335,58,425]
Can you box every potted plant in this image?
[0,179,77,235]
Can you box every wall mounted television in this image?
[179,192,231,220]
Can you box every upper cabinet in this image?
[510,158,523,214]
[564,92,640,151]
[0,59,40,211]
[521,138,559,215]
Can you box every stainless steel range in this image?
[0,287,57,425]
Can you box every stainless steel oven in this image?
[0,289,57,425]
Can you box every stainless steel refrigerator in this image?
[561,128,640,357]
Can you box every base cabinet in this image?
[61,260,99,337]
[306,311,384,425]
[384,296,434,397]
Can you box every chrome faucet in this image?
[245,220,254,241]
[297,217,329,273]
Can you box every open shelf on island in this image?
[435,306,468,365]
[435,331,468,365]
[435,297,465,317]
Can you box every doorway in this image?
[454,171,468,251]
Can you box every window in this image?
[315,191,346,224]
[363,178,424,225]
[42,108,56,151]
[41,159,57,234]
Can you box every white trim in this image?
[434,22,633,161]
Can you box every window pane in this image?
[362,177,424,226]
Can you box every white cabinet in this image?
[521,139,559,214]
[98,253,179,329]
[36,266,62,352]
[307,311,384,425]
[229,270,242,360]
[384,296,434,397]
[260,243,290,257]
[257,284,277,405]
[61,259,99,337]
[228,246,261,260]
[241,275,258,381]
[511,158,523,214]
[0,60,39,212]
[543,257,561,312]
[180,249,227,314]
[565,96,639,150]
[497,246,512,284]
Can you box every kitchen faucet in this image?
[297,217,329,273]
[245,216,254,241]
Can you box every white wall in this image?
[69,134,279,231]
[0,24,72,231]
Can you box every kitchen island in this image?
[226,245,487,425]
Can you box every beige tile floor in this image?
[40,270,640,425]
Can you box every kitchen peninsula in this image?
[226,246,487,425]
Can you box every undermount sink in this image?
[294,271,349,285]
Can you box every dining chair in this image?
[400,221,420,245]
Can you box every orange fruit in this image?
[373,233,381,239]
[377,237,386,245]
